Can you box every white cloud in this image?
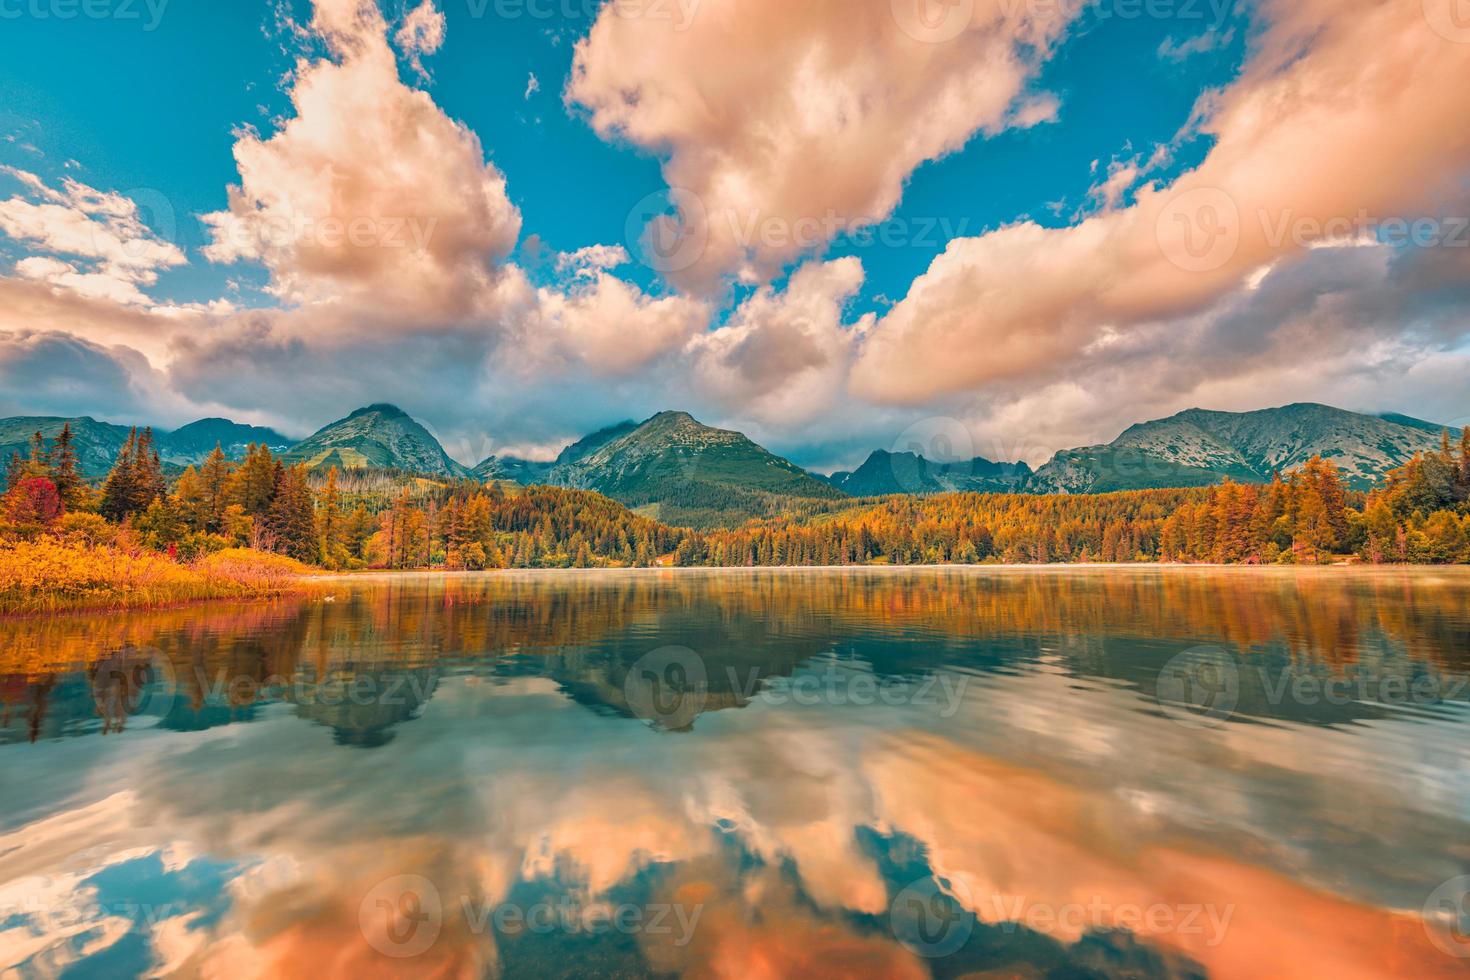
[568,0,1077,291]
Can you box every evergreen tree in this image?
[199,445,234,532]
[172,466,209,532]
[230,444,279,517]
[49,423,84,510]
[23,431,49,480]
[99,429,140,522]
[316,468,347,568]
[133,428,166,510]
[266,464,318,562]
[5,451,25,493]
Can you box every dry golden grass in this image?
[0,540,313,615]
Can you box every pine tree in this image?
[266,464,318,562]
[1458,427,1470,503]
[230,444,279,517]
[24,431,49,480]
[49,423,83,510]
[5,452,25,493]
[100,428,140,522]
[317,468,346,568]
[199,445,233,532]
[133,428,166,511]
[172,466,208,532]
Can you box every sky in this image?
[0,0,1467,471]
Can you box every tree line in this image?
[5,424,1469,568]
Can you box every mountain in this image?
[1378,412,1450,434]
[472,455,549,484]
[829,450,1033,496]
[1028,403,1450,493]
[471,420,640,487]
[0,416,132,480]
[283,405,471,479]
[2,414,299,479]
[157,418,295,465]
[545,411,846,527]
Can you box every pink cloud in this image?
[568,0,1075,291]
[850,0,1470,403]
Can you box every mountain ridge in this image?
[1027,402,1450,493]
[282,404,470,479]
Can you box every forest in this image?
[3,423,1469,576]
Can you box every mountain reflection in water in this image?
[1,567,1468,979]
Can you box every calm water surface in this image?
[2,567,1469,979]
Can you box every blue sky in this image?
[0,0,1465,468]
[0,0,1245,312]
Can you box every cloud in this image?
[201,0,521,318]
[850,0,1470,408]
[394,0,446,78]
[0,330,161,421]
[0,166,186,305]
[525,269,710,375]
[567,0,1076,291]
[689,257,869,426]
[555,243,630,278]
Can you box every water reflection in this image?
[1,568,1468,978]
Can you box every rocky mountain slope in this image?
[1028,403,1449,493]
[157,418,294,465]
[545,411,846,527]
[828,450,1033,496]
[283,404,471,479]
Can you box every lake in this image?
[2,567,1469,978]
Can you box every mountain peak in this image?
[285,405,467,477]
[347,403,409,420]
[645,410,699,426]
